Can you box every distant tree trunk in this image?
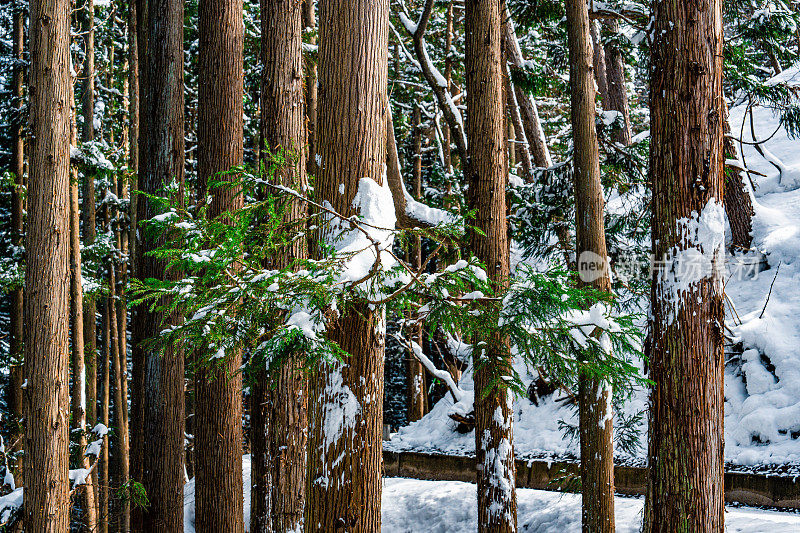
[590,20,609,101]
[132,0,186,526]
[565,1,615,532]
[70,71,98,533]
[443,0,454,175]
[194,0,245,530]
[25,0,72,527]
[108,263,130,531]
[302,0,317,175]
[304,0,388,529]
[502,5,552,168]
[99,295,110,533]
[465,0,517,531]
[723,102,754,251]
[7,0,25,479]
[252,0,309,530]
[644,0,725,531]
[78,0,98,446]
[407,104,428,423]
[130,1,148,527]
[504,66,534,181]
[601,19,632,146]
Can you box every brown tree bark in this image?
[132,0,186,527]
[465,0,517,531]
[590,20,609,102]
[7,0,25,479]
[644,0,726,531]
[601,20,632,146]
[78,0,98,443]
[251,0,310,531]
[99,294,110,533]
[130,1,148,526]
[723,102,754,251]
[443,0,454,174]
[194,0,245,530]
[565,1,615,532]
[24,0,72,526]
[502,5,552,168]
[407,104,428,423]
[70,70,98,533]
[302,0,318,176]
[305,0,388,529]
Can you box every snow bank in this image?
[381,478,800,532]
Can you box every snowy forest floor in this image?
[180,457,800,532]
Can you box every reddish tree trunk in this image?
[25,0,72,526]
[644,0,726,531]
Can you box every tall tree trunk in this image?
[7,0,25,481]
[443,0,454,175]
[132,0,186,526]
[565,2,615,532]
[465,0,517,531]
[590,20,609,101]
[78,0,98,444]
[25,0,72,526]
[194,0,245,530]
[644,0,725,531]
[601,20,632,146]
[70,70,98,533]
[407,104,428,423]
[99,295,110,533]
[305,0,388,529]
[504,65,534,181]
[723,101,754,251]
[251,0,309,530]
[502,5,552,168]
[109,263,130,532]
[130,1,148,527]
[302,0,317,176]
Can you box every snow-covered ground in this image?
[381,478,800,533]
[387,64,800,473]
[177,458,800,532]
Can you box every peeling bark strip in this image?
[252,0,309,530]
[194,0,246,529]
[645,0,726,531]
[464,0,517,530]
[565,1,616,531]
[25,0,72,526]
[305,0,388,529]
[133,0,186,526]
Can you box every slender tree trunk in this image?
[565,2,615,532]
[502,5,552,168]
[590,20,608,102]
[302,0,317,176]
[443,0,454,175]
[601,20,632,146]
[7,0,25,480]
[465,0,517,531]
[130,1,148,527]
[108,264,130,532]
[504,65,534,181]
[723,101,754,251]
[644,0,725,531]
[251,0,309,530]
[406,104,428,423]
[70,69,98,533]
[194,0,245,530]
[78,0,98,445]
[99,296,110,533]
[25,0,72,527]
[305,0,388,529]
[132,0,186,526]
